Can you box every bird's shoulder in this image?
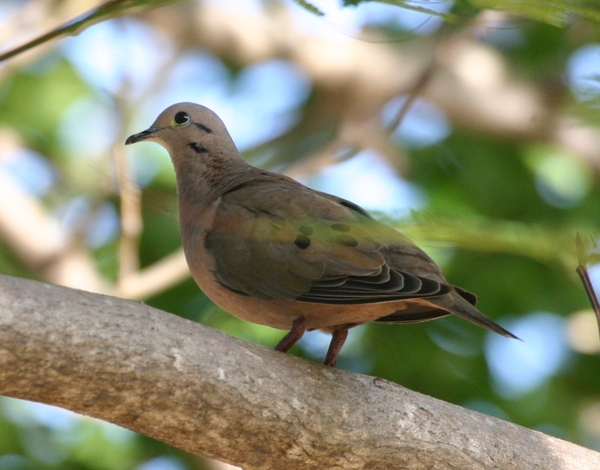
[216,170,368,223]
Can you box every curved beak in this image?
[125,128,156,145]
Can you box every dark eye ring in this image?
[174,111,190,125]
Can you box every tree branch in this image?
[1,274,598,469]
[0,0,176,63]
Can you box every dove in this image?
[126,102,516,366]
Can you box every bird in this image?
[125,102,516,366]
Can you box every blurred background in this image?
[1,0,600,468]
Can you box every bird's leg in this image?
[275,316,307,353]
[324,324,355,367]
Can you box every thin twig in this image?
[0,0,175,63]
[384,10,508,139]
[113,99,143,279]
[314,10,500,167]
[575,233,600,338]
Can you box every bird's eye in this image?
[174,111,190,125]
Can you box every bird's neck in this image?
[173,151,253,208]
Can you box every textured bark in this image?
[1,274,599,469]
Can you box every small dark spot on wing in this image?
[295,234,311,249]
[331,223,351,232]
[336,234,358,247]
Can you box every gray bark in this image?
[1,274,598,469]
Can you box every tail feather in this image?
[448,291,519,339]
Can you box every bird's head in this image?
[125,102,237,159]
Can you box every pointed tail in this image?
[449,291,520,340]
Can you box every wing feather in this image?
[205,176,455,305]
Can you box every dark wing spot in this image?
[188,142,208,154]
[331,223,351,232]
[294,234,311,249]
[299,225,313,236]
[193,122,213,133]
[336,234,358,247]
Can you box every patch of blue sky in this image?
[1,399,87,461]
[0,147,56,196]
[55,196,119,249]
[0,397,137,454]
[288,0,450,37]
[63,18,173,98]
[383,96,452,149]
[1,398,78,431]
[54,196,89,235]
[309,149,427,214]
[142,51,231,113]
[587,264,600,301]
[0,0,28,20]
[85,201,120,248]
[205,0,264,15]
[98,420,137,443]
[136,456,187,470]
[478,19,524,49]
[567,43,600,103]
[20,427,70,465]
[345,0,450,36]
[485,312,570,398]
[152,58,311,151]
[58,96,118,159]
[218,60,311,150]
